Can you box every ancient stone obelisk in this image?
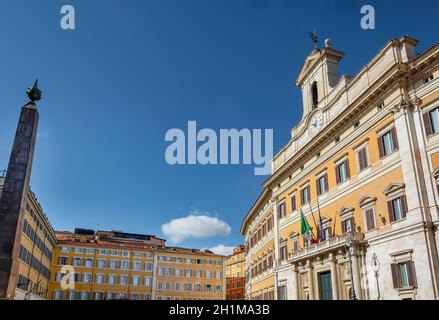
[0,80,41,299]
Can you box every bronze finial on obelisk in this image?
[0,80,41,299]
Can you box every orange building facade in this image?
[225,245,245,300]
[48,229,226,300]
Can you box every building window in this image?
[341,217,354,234]
[423,107,439,136]
[53,290,64,300]
[143,294,151,300]
[290,193,297,212]
[145,262,153,272]
[109,260,118,269]
[97,259,105,268]
[144,277,152,286]
[311,81,319,108]
[322,227,331,241]
[278,285,287,300]
[108,275,117,285]
[73,257,82,267]
[279,243,288,261]
[278,202,286,219]
[378,128,398,158]
[316,173,328,195]
[120,275,128,285]
[94,292,102,300]
[95,274,105,284]
[133,261,142,271]
[292,238,299,252]
[110,250,118,256]
[336,159,350,184]
[424,75,434,84]
[364,207,376,231]
[68,291,79,300]
[82,273,92,284]
[84,259,93,268]
[80,291,90,300]
[391,261,417,289]
[388,196,407,222]
[300,185,310,205]
[132,276,141,286]
[58,257,68,265]
[121,260,129,270]
[357,146,369,171]
[267,216,273,232]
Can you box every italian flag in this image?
[300,209,316,244]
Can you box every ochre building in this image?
[241,36,439,300]
[48,229,226,300]
[0,174,56,300]
[225,245,245,300]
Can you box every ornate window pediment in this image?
[383,183,405,197]
[321,216,332,228]
[358,195,377,208]
[337,206,354,218]
[289,231,299,239]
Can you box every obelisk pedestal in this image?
[0,81,41,299]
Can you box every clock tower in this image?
[296,38,345,120]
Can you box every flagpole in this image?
[316,197,324,241]
[309,203,319,241]
[332,210,337,238]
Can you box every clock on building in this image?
[309,112,323,134]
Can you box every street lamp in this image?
[371,253,381,300]
[345,232,357,300]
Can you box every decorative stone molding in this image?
[358,195,377,208]
[337,206,355,218]
[383,182,406,197]
[289,231,300,239]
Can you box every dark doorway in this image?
[319,271,333,300]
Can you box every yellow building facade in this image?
[0,174,56,300]
[241,36,439,300]
[225,245,245,300]
[48,229,226,300]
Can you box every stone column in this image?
[351,250,362,300]
[0,100,39,299]
[392,98,439,298]
[329,253,339,300]
[291,263,299,300]
[271,198,279,300]
[306,260,314,300]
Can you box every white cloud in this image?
[37,131,49,139]
[207,244,235,256]
[161,213,231,244]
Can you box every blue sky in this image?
[0,0,438,255]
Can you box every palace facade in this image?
[241,36,439,300]
[49,229,226,300]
